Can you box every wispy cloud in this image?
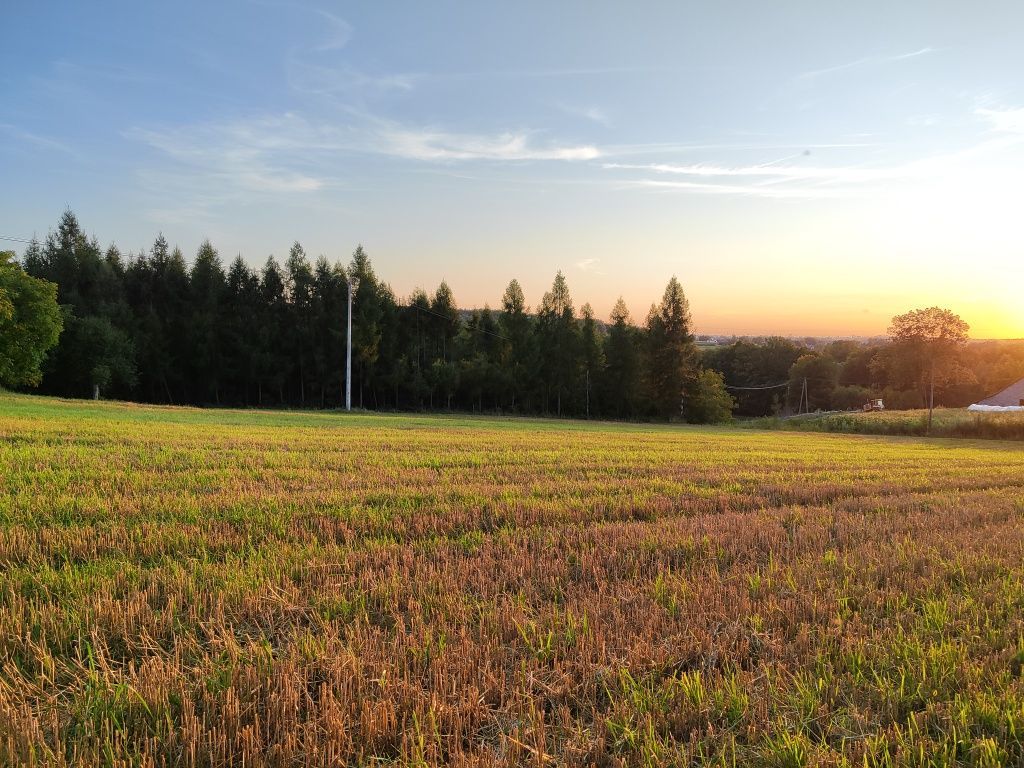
[604,160,901,185]
[598,141,880,158]
[0,123,76,155]
[606,106,1024,200]
[126,110,602,220]
[286,62,669,99]
[419,65,672,82]
[623,178,840,199]
[312,9,353,52]
[287,61,418,95]
[575,258,606,274]
[379,127,600,161]
[132,111,601,167]
[798,47,934,80]
[555,103,611,126]
[127,114,333,197]
[284,9,414,95]
[48,59,159,85]
[976,106,1024,134]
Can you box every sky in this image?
[2,2,1023,338]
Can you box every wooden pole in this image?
[928,356,935,434]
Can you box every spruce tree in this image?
[189,240,226,404]
[579,303,605,418]
[499,279,532,411]
[224,256,260,404]
[646,276,697,419]
[285,242,315,406]
[259,256,288,404]
[604,297,639,417]
[348,245,385,407]
[537,271,581,416]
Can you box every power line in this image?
[724,381,790,390]
[404,300,511,342]
[0,235,37,245]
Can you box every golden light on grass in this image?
[2,394,1024,765]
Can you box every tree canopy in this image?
[0,251,63,388]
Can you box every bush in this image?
[881,386,923,410]
[684,369,735,424]
[831,385,871,411]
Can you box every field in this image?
[746,408,1024,442]
[2,394,1024,767]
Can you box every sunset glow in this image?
[2,2,1023,338]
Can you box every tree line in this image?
[706,328,1024,416]
[8,211,1021,420]
[10,211,735,421]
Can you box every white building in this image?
[968,377,1024,412]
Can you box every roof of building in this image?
[979,377,1024,407]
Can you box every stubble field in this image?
[1,394,1023,767]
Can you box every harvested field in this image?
[1,394,1023,766]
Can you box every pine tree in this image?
[499,279,532,411]
[163,246,192,402]
[189,240,226,404]
[430,281,460,369]
[579,303,605,418]
[224,256,260,404]
[22,211,136,398]
[404,288,432,407]
[285,242,315,406]
[311,257,345,407]
[348,245,386,407]
[604,297,640,417]
[645,276,697,419]
[258,256,289,404]
[536,271,581,416]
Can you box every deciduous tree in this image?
[888,307,969,431]
[0,251,63,388]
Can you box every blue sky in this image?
[2,1,1023,336]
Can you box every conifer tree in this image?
[537,271,580,416]
[189,240,225,403]
[604,297,639,417]
[579,303,604,418]
[224,256,260,404]
[645,276,697,419]
[348,245,385,407]
[499,279,532,411]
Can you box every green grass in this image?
[2,392,1024,766]
[744,407,1024,441]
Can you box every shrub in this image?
[684,369,735,424]
[831,385,872,411]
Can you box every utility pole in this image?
[927,356,935,434]
[345,275,359,411]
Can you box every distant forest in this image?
[13,210,1024,419]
